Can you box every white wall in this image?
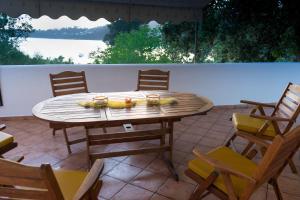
[0,63,300,117]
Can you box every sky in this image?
[28,15,111,30]
[24,15,159,30]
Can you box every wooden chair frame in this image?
[186,126,300,200]
[0,158,104,200]
[226,82,300,173]
[137,69,170,91]
[50,71,89,97]
[49,71,90,154]
[136,69,170,139]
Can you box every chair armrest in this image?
[0,124,6,131]
[193,148,256,183]
[237,133,271,148]
[73,159,104,200]
[240,100,275,108]
[250,114,290,122]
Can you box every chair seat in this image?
[188,147,257,197]
[0,131,14,149]
[232,113,277,137]
[54,169,88,200]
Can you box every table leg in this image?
[160,122,166,146]
[163,120,179,181]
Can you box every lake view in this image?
[19,38,107,64]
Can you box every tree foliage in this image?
[103,19,142,45]
[161,0,300,62]
[0,13,32,46]
[91,26,171,64]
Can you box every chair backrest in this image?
[0,159,64,200]
[272,82,300,133]
[0,158,104,200]
[137,69,170,91]
[50,71,88,97]
[242,126,300,198]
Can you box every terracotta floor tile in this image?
[102,158,120,174]
[123,154,156,169]
[195,121,214,129]
[157,178,195,200]
[173,150,189,165]
[184,126,209,136]
[145,159,171,176]
[205,130,230,141]
[100,175,126,199]
[3,107,300,200]
[150,194,171,200]
[200,194,219,200]
[174,140,195,153]
[177,134,202,144]
[112,184,153,200]
[22,153,60,166]
[210,124,232,133]
[197,137,224,148]
[277,176,300,196]
[107,163,142,182]
[131,170,168,192]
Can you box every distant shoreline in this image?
[30,26,109,41]
[28,36,105,41]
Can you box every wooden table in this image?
[33,91,213,180]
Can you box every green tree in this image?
[161,22,198,63]
[91,26,171,64]
[103,19,142,45]
[0,13,32,46]
[161,0,300,62]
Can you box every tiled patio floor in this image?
[2,107,300,200]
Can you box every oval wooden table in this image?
[33,91,213,180]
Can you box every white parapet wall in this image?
[0,63,300,117]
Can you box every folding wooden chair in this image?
[50,71,107,154]
[0,124,23,162]
[137,69,170,91]
[225,82,300,173]
[49,71,90,154]
[185,125,300,200]
[0,158,104,200]
[136,69,170,144]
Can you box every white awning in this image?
[0,0,210,23]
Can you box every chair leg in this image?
[52,128,57,136]
[288,159,298,174]
[270,179,283,200]
[241,142,254,155]
[225,134,237,147]
[189,171,218,200]
[62,128,72,154]
[160,122,166,146]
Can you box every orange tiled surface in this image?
[2,107,300,200]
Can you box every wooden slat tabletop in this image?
[32,91,213,124]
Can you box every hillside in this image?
[30,26,109,40]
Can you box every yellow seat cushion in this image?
[232,113,276,137]
[0,131,14,149]
[54,169,88,200]
[188,147,257,197]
